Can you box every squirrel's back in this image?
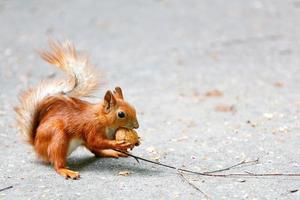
[15,41,100,144]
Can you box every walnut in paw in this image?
[115,128,140,150]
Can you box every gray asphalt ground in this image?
[0,0,300,199]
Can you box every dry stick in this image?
[202,158,259,174]
[116,150,255,175]
[178,171,211,200]
[114,150,253,174]
[0,186,13,192]
[115,150,300,178]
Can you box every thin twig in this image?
[178,171,211,200]
[114,149,178,170]
[0,186,13,192]
[115,150,300,178]
[203,158,259,174]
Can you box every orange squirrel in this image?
[15,41,139,179]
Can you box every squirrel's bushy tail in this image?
[15,40,100,144]
[40,41,100,97]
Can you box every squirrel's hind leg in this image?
[49,131,80,179]
[55,168,80,180]
[36,124,80,179]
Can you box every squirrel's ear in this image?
[113,86,124,99]
[103,90,116,113]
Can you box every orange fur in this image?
[15,41,139,179]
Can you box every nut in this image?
[115,128,140,149]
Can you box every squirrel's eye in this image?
[117,111,125,118]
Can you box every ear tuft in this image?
[104,90,116,112]
[113,86,124,99]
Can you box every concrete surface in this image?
[0,0,300,199]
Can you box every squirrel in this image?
[14,41,139,179]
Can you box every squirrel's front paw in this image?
[114,140,132,151]
[94,149,128,158]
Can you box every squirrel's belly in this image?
[67,138,83,156]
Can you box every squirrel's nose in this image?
[133,121,139,129]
